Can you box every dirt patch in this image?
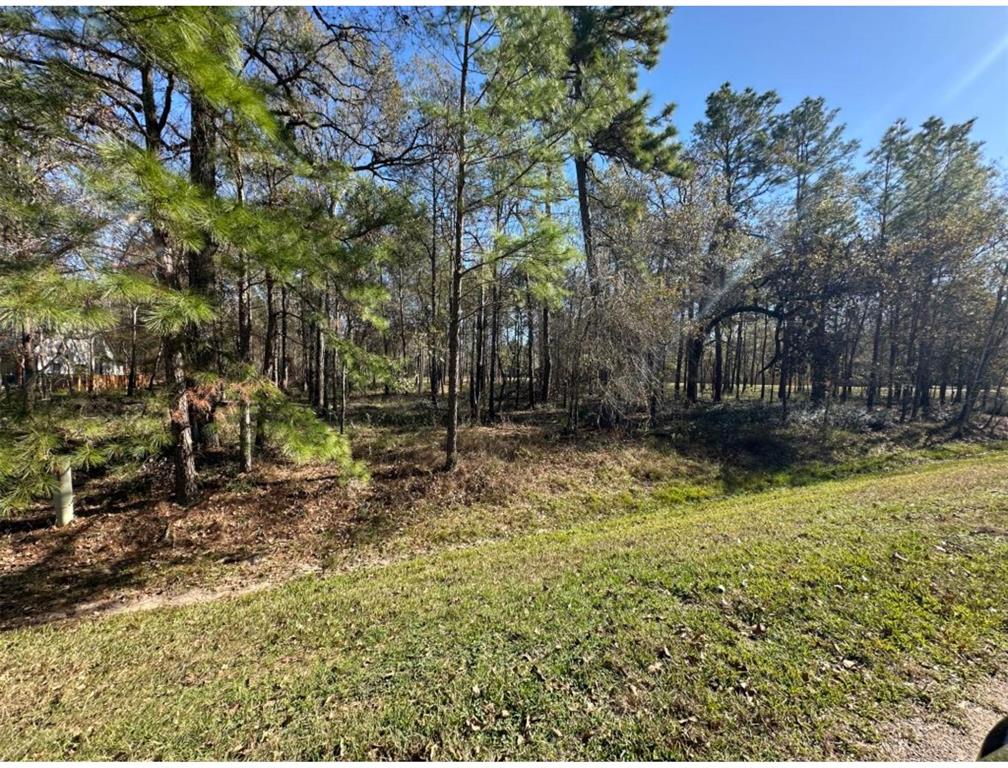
[23,573,291,627]
[874,674,1008,760]
[0,458,362,629]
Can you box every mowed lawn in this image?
[1,453,1006,760]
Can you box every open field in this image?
[1,443,1006,760]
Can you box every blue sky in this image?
[640,6,1008,165]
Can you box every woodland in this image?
[0,7,1006,761]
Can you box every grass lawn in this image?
[1,451,1006,759]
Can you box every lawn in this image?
[1,450,1006,759]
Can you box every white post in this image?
[53,463,74,526]
[240,399,253,472]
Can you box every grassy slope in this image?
[1,453,1006,760]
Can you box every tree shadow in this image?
[0,453,354,630]
[2,394,988,631]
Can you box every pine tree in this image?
[565,7,685,297]
[0,7,386,516]
[687,83,780,403]
[769,96,859,410]
[429,7,579,469]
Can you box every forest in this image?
[1,6,1007,761]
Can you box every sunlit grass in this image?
[1,452,1005,759]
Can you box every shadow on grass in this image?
[2,393,996,631]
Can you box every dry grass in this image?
[1,394,1002,629]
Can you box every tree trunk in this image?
[302,292,313,399]
[886,307,899,409]
[574,154,597,298]
[540,304,551,403]
[733,317,744,399]
[513,307,523,411]
[957,274,1007,432]
[237,254,251,364]
[444,10,470,471]
[239,399,253,473]
[843,305,867,403]
[280,284,289,390]
[315,301,325,411]
[262,271,276,379]
[186,92,218,373]
[488,279,499,420]
[141,62,196,501]
[168,340,197,504]
[526,290,535,409]
[866,298,883,409]
[759,315,769,400]
[233,155,254,471]
[445,264,462,468]
[324,288,334,413]
[429,159,439,408]
[778,317,791,422]
[712,323,723,403]
[810,312,829,406]
[686,329,703,404]
[901,297,921,422]
[147,346,161,391]
[339,355,347,434]
[723,323,734,395]
[186,91,219,451]
[674,310,684,397]
[469,282,485,421]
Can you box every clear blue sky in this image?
[640,6,1008,165]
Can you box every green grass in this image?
[342,407,1005,564]
[1,453,1006,759]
